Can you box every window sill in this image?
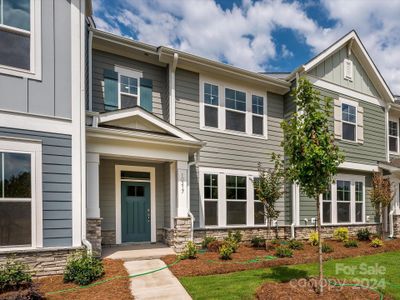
[200,126,267,140]
[338,138,360,145]
[0,65,41,81]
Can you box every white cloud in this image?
[92,0,400,94]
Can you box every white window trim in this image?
[199,75,268,139]
[114,66,143,110]
[0,138,42,252]
[115,165,156,244]
[320,174,365,225]
[388,117,399,154]
[200,167,267,228]
[340,98,358,143]
[0,0,41,80]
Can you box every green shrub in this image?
[275,246,293,258]
[333,227,349,242]
[227,230,242,244]
[251,236,266,248]
[224,238,239,253]
[0,259,32,292]
[357,228,371,241]
[180,241,198,259]
[322,243,334,253]
[270,239,281,246]
[201,236,217,249]
[64,251,104,286]
[288,239,304,250]
[344,239,359,248]
[219,244,234,260]
[207,240,224,252]
[370,238,384,248]
[308,232,320,246]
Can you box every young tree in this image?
[370,172,394,238]
[254,153,284,248]
[281,78,344,294]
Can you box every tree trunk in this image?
[316,195,323,294]
[381,207,385,240]
[266,218,271,250]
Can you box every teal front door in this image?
[121,181,151,243]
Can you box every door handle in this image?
[147,208,150,222]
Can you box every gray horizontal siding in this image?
[92,50,169,120]
[190,166,200,228]
[164,163,171,228]
[175,68,284,171]
[0,0,71,118]
[309,46,380,98]
[0,127,72,247]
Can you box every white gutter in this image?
[385,105,391,162]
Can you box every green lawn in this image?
[179,251,400,300]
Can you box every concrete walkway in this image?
[102,243,175,261]
[124,259,192,300]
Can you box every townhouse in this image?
[0,0,399,275]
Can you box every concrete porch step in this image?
[102,243,176,261]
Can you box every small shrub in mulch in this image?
[275,246,293,258]
[333,227,349,242]
[162,239,400,278]
[322,243,334,253]
[256,277,387,300]
[370,238,384,248]
[251,237,266,248]
[357,228,371,241]
[207,240,224,252]
[63,251,104,286]
[180,241,198,259]
[344,240,358,248]
[288,239,304,250]
[309,232,320,246]
[219,244,234,260]
[201,236,217,249]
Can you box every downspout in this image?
[169,53,178,125]
[187,151,199,241]
[389,209,394,238]
[385,105,390,162]
[82,20,94,254]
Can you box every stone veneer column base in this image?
[165,217,192,253]
[394,214,400,238]
[87,218,102,257]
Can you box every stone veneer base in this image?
[87,218,102,257]
[394,214,400,238]
[0,247,84,277]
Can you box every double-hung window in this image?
[389,120,399,153]
[336,180,351,223]
[204,83,219,128]
[204,174,218,226]
[120,75,139,109]
[322,187,332,224]
[0,139,41,249]
[225,88,246,132]
[226,175,247,225]
[253,178,265,225]
[0,0,41,78]
[252,95,264,135]
[342,103,357,141]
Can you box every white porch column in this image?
[176,160,189,217]
[86,152,100,218]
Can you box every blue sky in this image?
[93,0,400,94]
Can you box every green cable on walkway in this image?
[46,259,181,296]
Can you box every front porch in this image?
[85,107,203,255]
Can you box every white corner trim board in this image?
[115,165,156,244]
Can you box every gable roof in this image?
[95,106,201,143]
[287,30,394,104]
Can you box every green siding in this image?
[309,46,380,98]
[317,88,386,165]
[299,171,378,223]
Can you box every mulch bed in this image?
[256,277,391,300]
[162,238,400,277]
[35,259,133,300]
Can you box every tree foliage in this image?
[254,153,284,243]
[281,77,344,294]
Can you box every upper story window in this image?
[225,88,246,132]
[341,103,357,141]
[200,77,267,138]
[120,75,139,109]
[204,83,219,128]
[389,120,399,153]
[103,66,153,113]
[0,0,41,79]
